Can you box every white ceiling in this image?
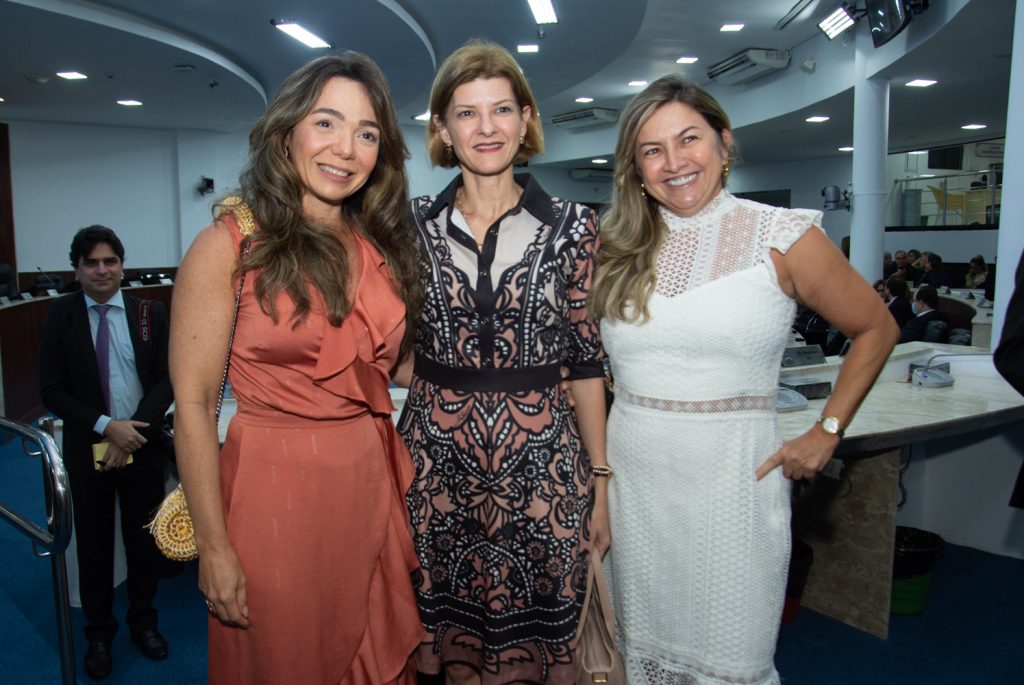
[0,0,1014,169]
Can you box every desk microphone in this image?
[36,266,62,294]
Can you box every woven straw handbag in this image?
[146,197,254,562]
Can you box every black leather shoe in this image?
[131,628,169,660]
[84,639,112,680]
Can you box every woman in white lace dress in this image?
[590,76,898,685]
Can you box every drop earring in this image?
[640,182,647,199]
[722,160,731,180]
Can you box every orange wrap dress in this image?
[209,215,422,685]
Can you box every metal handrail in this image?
[0,416,76,685]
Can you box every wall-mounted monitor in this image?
[927,145,963,171]
[865,0,912,48]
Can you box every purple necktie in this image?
[94,304,112,414]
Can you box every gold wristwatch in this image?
[816,415,845,438]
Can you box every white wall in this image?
[9,121,247,270]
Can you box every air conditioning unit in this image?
[707,49,791,85]
[569,168,614,182]
[550,107,620,129]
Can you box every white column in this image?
[992,0,1024,344]
[849,26,888,283]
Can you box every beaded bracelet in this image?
[592,464,614,478]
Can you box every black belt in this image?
[414,354,561,392]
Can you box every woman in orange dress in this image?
[170,53,423,684]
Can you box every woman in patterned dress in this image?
[171,53,424,684]
[590,76,898,684]
[394,40,611,685]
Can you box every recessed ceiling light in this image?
[592,158,609,164]
[838,146,854,152]
[676,56,699,64]
[628,80,648,87]
[57,71,88,80]
[575,97,594,103]
[413,111,430,121]
[527,0,558,24]
[908,150,927,155]
[906,79,937,87]
[117,100,143,106]
[0,97,5,103]
[961,123,987,130]
[517,44,539,53]
[806,116,830,123]
[271,20,331,48]
[720,24,744,32]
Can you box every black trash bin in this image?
[891,526,944,614]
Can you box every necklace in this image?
[456,185,523,250]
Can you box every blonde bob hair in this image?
[591,75,736,323]
[426,39,544,168]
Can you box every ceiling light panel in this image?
[806,116,830,123]
[720,24,744,32]
[57,71,88,80]
[906,79,937,87]
[117,100,142,106]
[676,56,699,64]
[628,80,648,87]
[838,147,854,152]
[961,124,987,130]
[818,6,855,40]
[517,44,539,53]
[527,0,558,24]
[272,21,331,48]
[591,158,609,164]
[575,97,594,103]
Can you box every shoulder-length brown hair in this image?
[591,75,736,323]
[222,51,422,353]
[426,39,544,168]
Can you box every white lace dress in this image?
[600,191,822,685]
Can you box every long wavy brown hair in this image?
[591,75,736,323]
[220,52,422,354]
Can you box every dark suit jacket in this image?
[920,269,954,289]
[888,296,914,330]
[39,291,173,475]
[995,250,1024,396]
[898,309,945,344]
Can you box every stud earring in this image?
[285,146,290,159]
[520,134,525,145]
[722,161,731,179]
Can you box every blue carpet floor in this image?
[3,430,1022,684]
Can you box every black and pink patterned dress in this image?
[398,174,605,684]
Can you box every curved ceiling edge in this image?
[374,0,436,71]
[9,0,267,104]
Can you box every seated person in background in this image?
[919,252,954,289]
[898,285,946,343]
[970,174,988,189]
[893,249,921,285]
[883,251,896,278]
[965,254,990,289]
[873,278,888,301]
[885,275,914,330]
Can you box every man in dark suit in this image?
[994,249,1024,507]
[898,285,946,343]
[40,226,173,680]
[885,275,914,330]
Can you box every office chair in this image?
[927,185,964,224]
[923,320,950,344]
[0,263,16,298]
